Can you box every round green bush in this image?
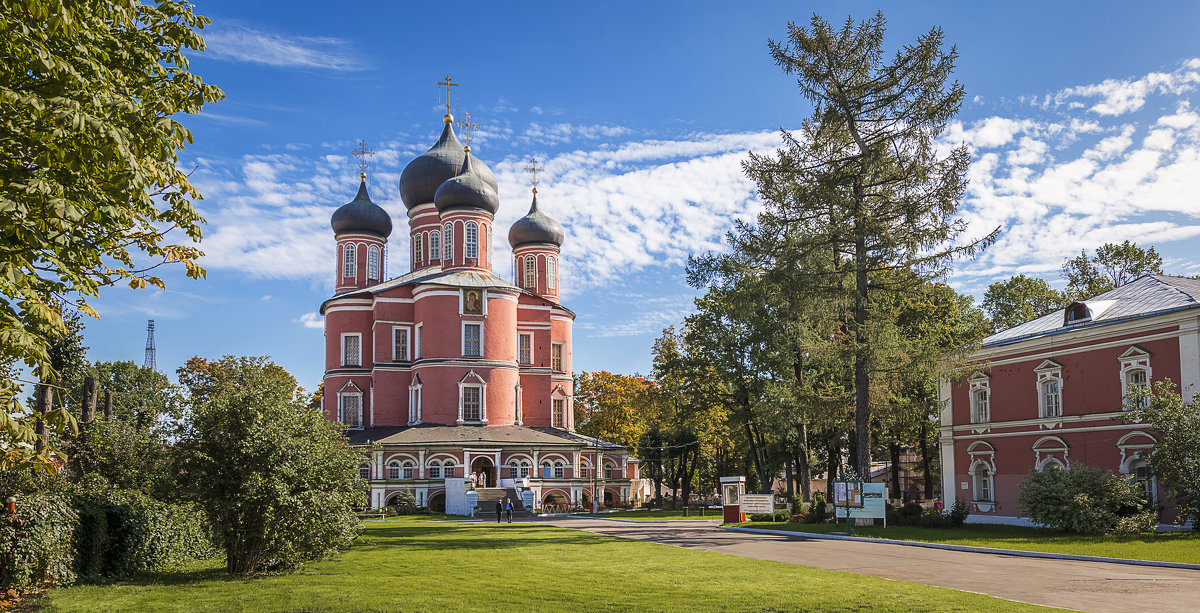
[1017,463,1156,534]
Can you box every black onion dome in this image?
[399,119,498,209]
[508,194,564,248]
[331,177,393,237]
[434,153,499,214]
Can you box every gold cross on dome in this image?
[351,139,375,175]
[456,111,479,148]
[523,156,544,193]
[436,75,459,117]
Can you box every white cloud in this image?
[203,26,366,71]
[1044,59,1200,116]
[296,312,323,329]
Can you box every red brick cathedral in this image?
[320,109,634,512]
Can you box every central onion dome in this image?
[508,194,564,247]
[398,115,497,209]
[331,175,392,237]
[434,151,499,214]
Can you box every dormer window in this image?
[1064,303,1091,325]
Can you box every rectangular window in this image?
[442,463,455,478]
[463,323,481,357]
[519,333,532,364]
[343,334,361,367]
[388,464,400,480]
[403,464,415,480]
[971,390,988,423]
[415,325,422,359]
[551,343,564,372]
[430,231,441,260]
[605,464,615,480]
[413,239,423,266]
[1126,369,1149,409]
[368,246,380,280]
[463,386,482,421]
[465,223,478,259]
[554,463,564,479]
[343,244,356,279]
[524,256,536,289]
[548,257,556,290]
[393,328,409,361]
[1043,381,1061,417]
[552,397,565,428]
[341,394,362,428]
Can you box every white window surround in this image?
[966,441,996,510]
[443,223,453,262]
[387,461,400,480]
[339,390,363,429]
[343,243,356,279]
[548,256,557,290]
[1034,359,1064,419]
[457,371,487,424]
[465,221,479,259]
[518,333,532,365]
[430,230,441,261]
[428,460,441,479]
[402,461,416,480]
[1118,346,1152,410]
[462,322,483,357]
[524,256,536,289]
[393,326,410,362]
[971,460,994,503]
[967,374,990,425]
[408,376,422,425]
[415,324,423,359]
[552,397,566,429]
[341,333,362,367]
[551,342,564,372]
[1117,430,1157,475]
[1032,435,1069,470]
[514,384,523,426]
[368,245,381,280]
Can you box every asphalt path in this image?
[544,518,1200,613]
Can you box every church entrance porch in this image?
[471,457,495,488]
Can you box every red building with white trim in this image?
[940,275,1200,524]
[321,111,634,511]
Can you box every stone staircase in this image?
[475,487,531,519]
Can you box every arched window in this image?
[465,222,478,259]
[1039,457,1065,471]
[524,256,536,289]
[387,461,400,480]
[359,464,371,480]
[1125,368,1149,409]
[548,256,557,290]
[1041,379,1061,418]
[971,388,989,423]
[443,224,453,261]
[368,245,380,279]
[343,243,356,278]
[402,461,415,480]
[413,237,423,267]
[553,461,565,479]
[430,230,441,260]
[604,462,616,480]
[972,461,993,502]
[428,460,441,479]
[442,460,455,478]
[541,461,552,479]
[486,224,492,264]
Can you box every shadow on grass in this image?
[356,523,606,552]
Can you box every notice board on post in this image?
[740,494,774,515]
[835,483,886,519]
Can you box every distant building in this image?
[939,275,1200,524]
[320,110,634,511]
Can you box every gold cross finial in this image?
[436,75,459,122]
[352,139,375,176]
[523,155,544,194]
[456,112,479,150]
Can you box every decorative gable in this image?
[1034,359,1063,373]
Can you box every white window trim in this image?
[339,390,363,430]
[368,245,381,280]
[430,230,441,261]
[524,255,536,289]
[462,321,484,358]
[518,333,532,365]
[341,332,363,367]
[548,256,557,290]
[443,223,453,262]
[551,396,567,429]
[415,323,423,359]
[1118,347,1152,411]
[457,372,487,425]
[1034,360,1064,419]
[408,377,422,425]
[551,342,564,372]
[393,326,410,362]
[971,460,994,503]
[343,243,356,279]
[465,221,479,259]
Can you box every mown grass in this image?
[733,521,1200,564]
[369,513,476,522]
[44,522,1061,612]
[572,508,722,521]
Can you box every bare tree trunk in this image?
[889,440,902,502]
[35,384,52,453]
[920,419,934,500]
[784,458,794,499]
[825,437,839,496]
[103,391,113,419]
[796,422,812,501]
[82,377,98,424]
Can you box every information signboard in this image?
[740,494,774,515]
[835,483,886,519]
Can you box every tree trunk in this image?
[853,187,872,479]
[920,419,934,500]
[889,440,902,502]
[34,384,52,453]
[784,458,794,499]
[796,422,812,501]
[826,437,839,496]
[103,391,113,419]
[82,377,98,424]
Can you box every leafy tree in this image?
[0,0,222,470]
[982,275,1065,332]
[177,356,365,574]
[66,418,174,498]
[573,371,650,449]
[1061,241,1163,301]
[1125,380,1200,528]
[87,361,182,427]
[694,13,995,477]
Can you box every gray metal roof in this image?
[508,194,565,248]
[983,275,1200,348]
[398,120,497,210]
[346,424,624,449]
[433,154,499,214]
[330,178,392,238]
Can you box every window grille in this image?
[394,328,408,361]
[1043,380,1061,417]
[551,343,564,372]
[341,394,362,428]
[552,398,565,428]
[463,386,482,421]
[368,246,380,279]
[343,335,361,366]
[519,334,532,364]
[465,222,478,259]
[524,256,536,288]
[343,244,355,278]
[464,324,481,357]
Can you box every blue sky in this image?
[80,0,1200,391]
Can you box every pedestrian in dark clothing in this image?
[504,497,513,522]
[495,500,503,523]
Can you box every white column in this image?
[418,450,426,479]
[373,450,384,480]
[1179,318,1200,402]
[938,375,957,502]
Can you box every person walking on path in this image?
[504,497,513,522]
[495,500,503,523]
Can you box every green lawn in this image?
[369,513,476,522]
[44,522,1060,612]
[732,521,1200,564]
[572,508,721,521]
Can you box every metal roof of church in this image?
[346,424,625,449]
[983,274,1200,348]
[321,267,576,317]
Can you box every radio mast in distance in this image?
[144,319,157,371]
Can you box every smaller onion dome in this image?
[331,175,393,238]
[508,193,564,248]
[433,152,499,214]
[398,116,498,209]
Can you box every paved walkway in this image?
[545,518,1200,613]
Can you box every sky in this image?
[79,0,1200,392]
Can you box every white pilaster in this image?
[1179,317,1200,402]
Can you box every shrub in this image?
[1017,463,1156,534]
[947,498,970,527]
[748,513,774,522]
[808,492,828,522]
[0,494,78,591]
[387,490,419,515]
